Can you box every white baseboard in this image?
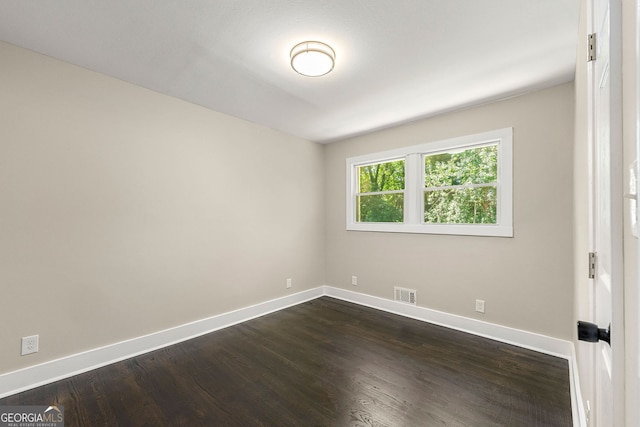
[0,285,585,427]
[0,287,324,399]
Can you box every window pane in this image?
[357,193,404,223]
[424,145,497,187]
[358,159,405,193]
[424,186,497,224]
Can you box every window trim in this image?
[346,128,513,237]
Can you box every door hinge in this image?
[588,33,597,61]
[588,252,597,279]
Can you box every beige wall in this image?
[0,42,325,373]
[324,83,575,339]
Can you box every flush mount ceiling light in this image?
[290,41,335,77]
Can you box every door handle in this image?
[577,321,611,345]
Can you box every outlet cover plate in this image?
[475,299,485,313]
[21,335,39,355]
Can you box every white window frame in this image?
[346,128,513,237]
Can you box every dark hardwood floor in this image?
[0,297,572,426]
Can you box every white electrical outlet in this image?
[21,335,39,355]
[351,276,358,286]
[475,299,485,314]
[286,278,292,289]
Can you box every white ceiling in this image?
[0,1,581,143]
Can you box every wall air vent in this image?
[394,287,417,305]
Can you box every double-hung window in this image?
[346,128,513,237]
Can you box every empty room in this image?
[1,1,639,426]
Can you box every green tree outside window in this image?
[424,145,498,224]
[356,159,404,222]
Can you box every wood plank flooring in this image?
[0,297,572,426]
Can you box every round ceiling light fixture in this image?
[290,41,335,77]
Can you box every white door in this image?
[588,0,624,425]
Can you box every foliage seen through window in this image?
[356,159,404,223]
[424,145,498,224]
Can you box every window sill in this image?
[346,222,513,237]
